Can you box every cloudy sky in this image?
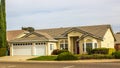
[6,0,120,32]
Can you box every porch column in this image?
[68,36,71,52]
[64,40,66,49]
[84,42,86,53]
[92,42,95,49]
[10,44,13,56]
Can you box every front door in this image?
[76,41,79,54]
[72,37,80,54]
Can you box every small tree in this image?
[22,27,35,32]
[0,0,7,56]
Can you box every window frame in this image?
[60,40,68,50]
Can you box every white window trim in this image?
[84,42,97,53]
[60,40,68,50]
[50,44,54,50]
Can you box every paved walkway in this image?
[0,56,120,63]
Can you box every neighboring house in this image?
[7,25,116,56]
[114,32,120,51]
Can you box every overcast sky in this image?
[6,0,120,32]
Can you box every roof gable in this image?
[62,27,88,36]
[22,32,45,38]
[62,27,103,40]
[9,31,56,43]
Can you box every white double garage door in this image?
[13,44,46,56]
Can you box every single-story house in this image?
[7,24,116,56]
[114,32,120,51]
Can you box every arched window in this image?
[83,39,98,53]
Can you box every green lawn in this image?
[28,56,57,61]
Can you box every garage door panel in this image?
[13,45,32,56]
[35,45,46,56]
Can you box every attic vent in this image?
[22,27,35,33]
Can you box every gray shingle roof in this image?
[8,24,114,42]
[36,24,111,39]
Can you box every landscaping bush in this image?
[112,51,120,59]
[56,52,78,60]
[51,49,60,55]
[51,49,69,55]
[79,54,114,59]
[108,48,116,55]
[0,48,6,57]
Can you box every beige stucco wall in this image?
[10,44,13,56]
[79,40,84,54]
[68,31,83,37]
[47,42,57,55]
[101,29,115,48]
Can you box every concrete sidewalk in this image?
[0,56,38,61]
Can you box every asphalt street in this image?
[0,62,120,68]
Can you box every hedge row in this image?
[89,48,115,55]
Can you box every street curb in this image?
[0,59,120,63]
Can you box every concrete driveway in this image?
[0,56,38,61]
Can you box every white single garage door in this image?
[35,45,46,56]
[13,45,32,56]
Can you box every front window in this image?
[60,40,68,50]
[50,44,54,50]
[94,43,97,48]
[86,43,93,53]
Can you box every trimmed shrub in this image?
[79,54,114,59]
[86,47,92,55]
[0,48,6,57]
[92,54,114,59]
[91,48,109,54]
[91,48,115,55]
[56,52,78,60]
[112,51,120,59]
[57,49,69,55]
[51,49,69,55]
